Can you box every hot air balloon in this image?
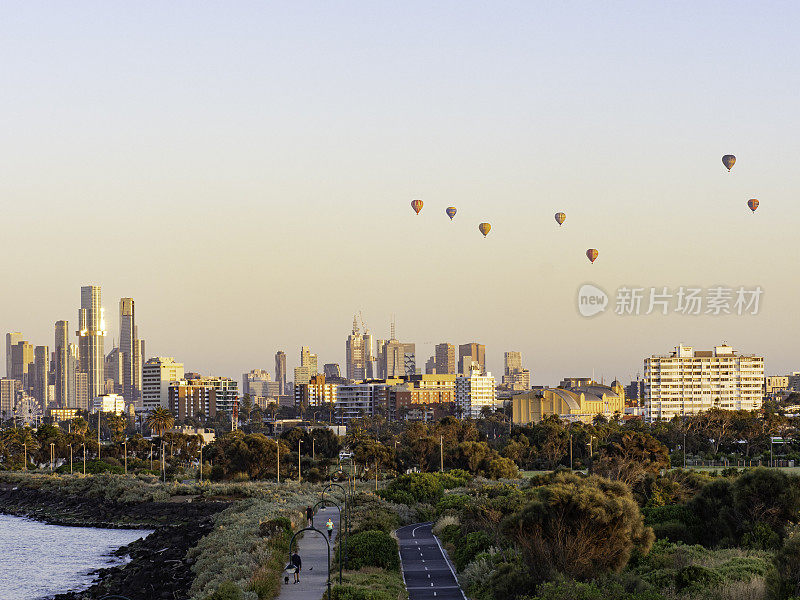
[555,212,566,226]
[586,249,599,264]
[478,222,491,237]
[411,199,423,215]
[747,198,759,213]
[446,207,457,220]
[722,155,736,171]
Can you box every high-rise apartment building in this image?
[0,378,21,420]
[119,298,143,405]
[190,375,238,415]
[10,340,34,392]
[644,344,765,422]
[6,332,22,378]
[435,343,456,375]
[77,285,106,399]
[294,374,338,408]
[459,343,486,375]
[104,348,123,394]
[275,351,287,395]
[54,321,70,408]
[168,380,216,420]
[382,340,406,378]
[33,345,50,407]
[75,371,89,411]
[142,357,185,412]
[425,356,436,374]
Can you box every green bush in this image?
[453,530,493,570]
[439,523,462,545]
[530,578,665,600]
[436,493,470,514]
[204,581,243,600]
[675,565,723,591]
[769,536,800,599]
[438,469,473,488]
[380,473,444,505]
[345,530,400,571]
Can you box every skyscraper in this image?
[77,285,106,399]
[275,351,287,395]
[5,332,22,378]
[502,351,530,391]
[459,343,486,375]
[504,351,522,374]
[119,298,137,405]
[10,340,34,392]
[435,343,456,375]
[54,321,70,408]
[346,316,366,381]
[300,346,318,374]
[33,345,50,407]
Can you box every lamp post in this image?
[50,442,55,472]
[322,483,350,571]
[288,527,331,600]
[69,444,73,475]
[82,443,86,475]
[123,438,127,475]
[277,440,281,483]
[298,439,302,481]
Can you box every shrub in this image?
[438,469,473,488]
[432,515,459,537]
[439,523,461,545]
[675,565,723,591]
[380,473,444,505]
[436,493,470,514]
[769,536,800,599]
[204,581,244,600]
[453,530,493,570]
[502,472,654,582]
[345,530,400,571]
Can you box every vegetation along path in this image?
[397,523,466,600]
[278,506,339,600]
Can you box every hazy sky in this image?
[2,2,800,385]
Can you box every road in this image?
[396,523,466,600]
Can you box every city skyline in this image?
[2,4,799,384]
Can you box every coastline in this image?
[0,484,229,600]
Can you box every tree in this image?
[147,407,175,438]
[502,472,654,582]
[106,413,127,443]
[593,431,670,487]
[533,416,569,469]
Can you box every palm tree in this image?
[147,407,175,438]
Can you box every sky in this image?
[2,1,800,386]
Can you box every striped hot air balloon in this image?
[722,155,736,171]
[446,207,457,220]
[555,212,566,226]
[747,198,759,213]
[586,249,599,264]
[411,199,423,215]
[478,222,491,237]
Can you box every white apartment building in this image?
[335,381,400,424]
[142,357,185,412]
[455,367,498,418]
[644,344,764,422]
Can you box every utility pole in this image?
[199,445,203,482]
[69,444,73,474]
[83,444,86,475]
[50,443,55,472]
[277,441,280,483]
[440,435,444,472]
[298,439,302,481]
[97,411,101,460]
[124,439,127,475]
[375,459,378,491]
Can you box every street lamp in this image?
[50,442,55,472]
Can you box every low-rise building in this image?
[513,379,625,424]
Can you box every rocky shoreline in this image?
[0,486,230,600]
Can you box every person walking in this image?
[305,505,314,527]
[326,517,334,540]
[291,551,302,583]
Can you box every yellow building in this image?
[513,379,625,424]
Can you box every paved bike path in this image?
[276,507,339,600]
[396,523,466,600]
